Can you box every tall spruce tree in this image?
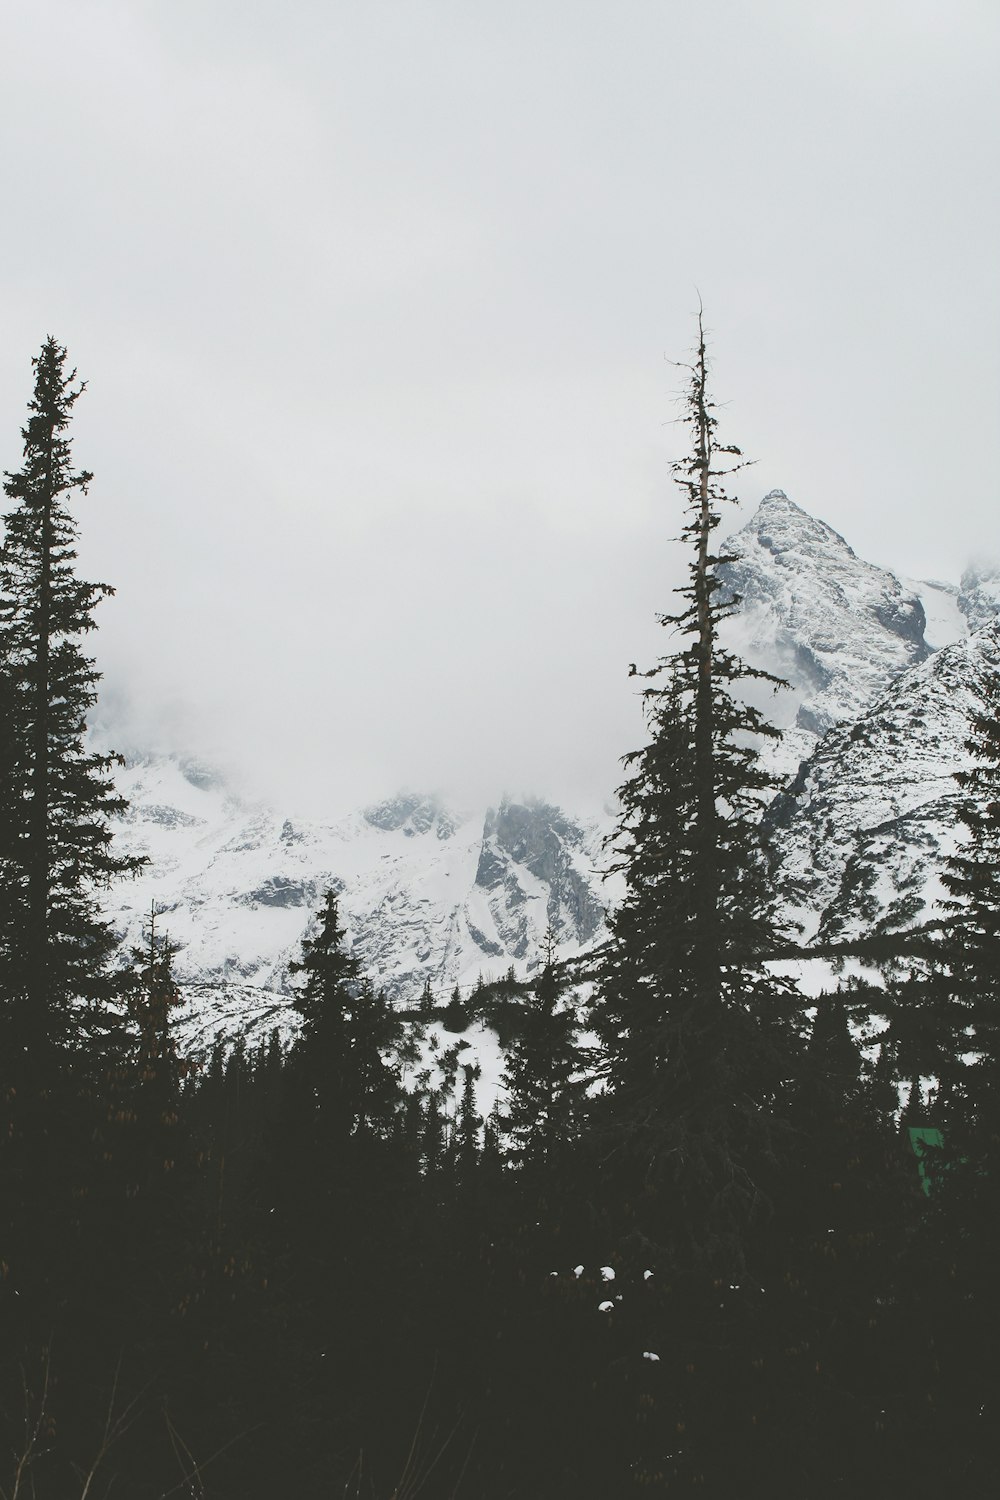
[594,314,805,1268]
[501,928,588,1172]
[572,321,934,1499]
[935,651,1000,1141]
[127,904,190,1162]
[288,889,412,1141]
[0,338,143,1071]
[0,343,153,1494]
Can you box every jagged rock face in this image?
[364,792,458,840]
[959,561,1000,633]
[472,799,605,959]
[239,876,321,909]
[765,622,1000,944]
[177,756,228,792]
[719,490,930,780]
[715,489,1000,946]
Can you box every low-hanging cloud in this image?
[2,0,997,818]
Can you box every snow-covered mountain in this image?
[106,758,610,1051]
[719,492,1000,948]
[101,486,1000,1049]
[765,622,1000,945]
[718,490,934,781]
[719,490,998,946]
[958,560,1000,633]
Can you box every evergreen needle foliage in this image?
[595,314,807,1269]
[892,644,1000,1177]
[501,927,589,1171]
[288,888,417,1140]
[0,337,143,1071]
[938,659,1000,1131]
[2,329,996,1497]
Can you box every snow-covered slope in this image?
[765,622,1000,944]
[107,759,610,1051]
[903,578,967,652]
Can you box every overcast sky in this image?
[1,0,997,817]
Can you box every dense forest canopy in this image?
[0,334,997,1498]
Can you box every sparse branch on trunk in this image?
[594,313,806,1269]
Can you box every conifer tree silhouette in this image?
[289,889,411,1141]
[595,313,805,1269]
[501,926,586,1172]
[0,338,143,1075]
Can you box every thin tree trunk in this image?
[28,424,53,1026]
[691,315,719,999]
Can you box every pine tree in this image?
[882,652,1000,1220]
[827,662,1000,1496]
[288,889,411,1141]
[883,650,1000,1179]
[580,322,968,1494]
[936,662,1000,1139]
[501,928,588,1172]
[0,338,143,1073]
[453,1061,482,1184]
[125,903,193,1190]
[422,1089,446,1176]
[594,313,806,1269]
[290,890,360,1022]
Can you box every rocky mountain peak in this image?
[958,560,1000,634]
[737,489,859,563]
[718,488,930,780]
[474,798,605,957]
[482,798,580,878]
[363,792,457,840]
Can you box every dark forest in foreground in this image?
[1,332,998,1498]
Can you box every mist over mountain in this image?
[101,488,1000,1052]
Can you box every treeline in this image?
[0,333,998,1497]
